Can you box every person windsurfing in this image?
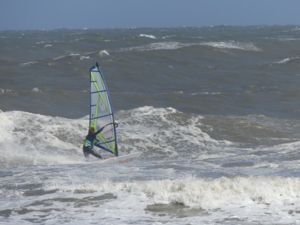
[82,127,105,159]
[85,63,119,159]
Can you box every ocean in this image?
[1,26,300,224]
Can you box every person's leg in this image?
[83,147,89,158]
[90,150,102,159]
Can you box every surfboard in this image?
[99,152,141,164]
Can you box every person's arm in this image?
[94,122,118,136]
[94,125,106,136]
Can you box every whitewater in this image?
[1,107,300,224]
[1,26,300,224]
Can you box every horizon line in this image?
[0,24,300,32]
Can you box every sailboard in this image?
[89,63,118,156]
[93,152,141,164]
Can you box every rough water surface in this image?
[1,26,300,224]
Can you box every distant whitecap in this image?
[80,56,90,60]
[120,42,191,52]
[139,34,157,39]
[119,41,261,52]
[44,44,53,48]
[274,57,300,64]
[201,41,261,51]
[99,50,110,57]
[32,87,41,93]
[20,61,38,66]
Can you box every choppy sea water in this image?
[1,26,300,224]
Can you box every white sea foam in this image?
[0,111,85,167]
[0,88,17,95]
[44,44,53,48]
[53,55,67,61]
[69,53,80,57]
[99,50,110,57]
[274,56,300,64]
[31,87,41,93]
[35,41,47,45]
[0,106,223,167]
[6,176,299,224]
[190,91,222,96]
[0,111,14,143]
[0,107,298,170]
[162,35,176,39]
[118,106,229,158]
[46,176,300,219]
[276,58,292,64]
[79,56,90,60]
[1,107,300,224]
[139,34,157,39]
[278,37,300,41]
[5,175,300,224]
[20,61,38,66]
[119,42,193,52]
[53,53,80,61]
[201,41,261,51]
[119,41,261,52]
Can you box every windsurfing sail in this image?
[89,63,118,156]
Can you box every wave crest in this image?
[273,57,300,64]
[119,41,261,52]
[46,176,300,209]
[139,34,157,39]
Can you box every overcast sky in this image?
[0,0,300,30]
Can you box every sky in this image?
[0,0,300,30]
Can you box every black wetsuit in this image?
[83,128,104,159]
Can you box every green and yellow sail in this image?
[89,63,118,156]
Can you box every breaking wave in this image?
[20,61,38,66]
[47,176,300,210]
[0,88,17,96]
[201,41,261,51]
[0,106,225,168]
[1,106,299,169]
[119,41,261,52]
[273,57,300,64]
[0,110,85,167]
[139,34,157,39]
